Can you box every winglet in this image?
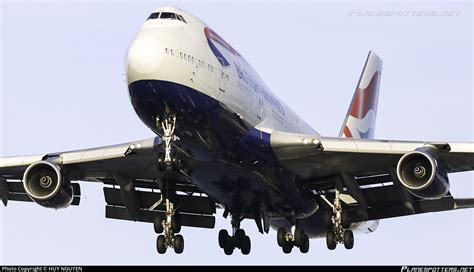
[339,51,382,139]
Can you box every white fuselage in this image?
[127,7,317,136]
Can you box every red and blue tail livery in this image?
[340,51,382,139]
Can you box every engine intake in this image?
[396,147,449,200]
[23,161,73,209]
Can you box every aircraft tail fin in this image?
[339,51,382,139]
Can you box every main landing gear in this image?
[154,115,185,254]
[218,214,251,255]
[325,189,354,250]
[276,226,310,254]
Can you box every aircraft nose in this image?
[127,31,164,80]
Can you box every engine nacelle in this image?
[23,161,73,209]
[396,147,449,200]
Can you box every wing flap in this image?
[103,187,216,215]
[105,205,215,229]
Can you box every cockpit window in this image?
[147,11,187,23]
[147,12,160,20]
[177,14,187,23]
[160,12,177,19]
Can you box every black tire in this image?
[241,235,251,255]
[157,235,167,254]
[299,235,309,254]
[235,229,246,247]
[343,230,354,250]
[218,229,229,248]
[294,227,305,247]
[174,234,184,254]
[224,245,234,255]
[277,228,286,247]
[342,210,351,229]
[171,152,183,172]
[323,211,333,229]
[282,244,292,254]
[326,231,337,250]
[157,152,167,172]
[171,213,182,233]
[154,217,163,234]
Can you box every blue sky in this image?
[1,0,472,265]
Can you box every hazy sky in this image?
[1,0,472,265]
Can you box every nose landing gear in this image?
[153,114,186,255]
[154,198,184,254]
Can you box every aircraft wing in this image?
[271,130,474,222]
[0,138,161,181]
[271,131,474,179]
[0,137,216,229]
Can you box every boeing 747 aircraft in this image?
[1,6,473,255]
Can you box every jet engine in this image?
[396,147,449,200]
[23,161,73,209]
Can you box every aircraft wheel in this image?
[294,227,305,247]
[344,230,354,250]
[173,234,184,254]
[171,152,184,172]
[154,217,163,234]
[277,228,286,247]
[299,234,310,254]
[342,210,351,229]
[157,235,167,254]
[157,152,167,172]
[171,213,181,233]
[241,235,251,255]
[323,211,333,229]
[326,231,337,250]
[235,229,246,247]
[224,244,234,255]
[282,244,292,254]
[218,229,229,248]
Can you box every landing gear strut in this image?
[154,115,184,254]
[218,214,251,255]
[276,225,310,254]
[325,189,354,250]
